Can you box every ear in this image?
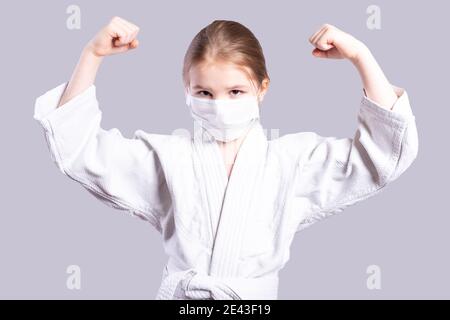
[258,78,269,103]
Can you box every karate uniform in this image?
[33,82,418,299]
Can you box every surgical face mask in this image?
[185,91,262,142]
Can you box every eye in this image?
[230,90,244,96]
[197,90,212,97]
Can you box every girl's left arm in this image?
[351,46,398,110]
[288,24,419,233]
[309,23,399,109]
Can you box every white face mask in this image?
[185,91,262,142]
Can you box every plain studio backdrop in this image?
[0,0,447,299]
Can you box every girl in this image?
[34,17,418,299]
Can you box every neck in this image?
[217,135,245,169]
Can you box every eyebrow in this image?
[192,84,249,91]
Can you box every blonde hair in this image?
[182,20,270,94]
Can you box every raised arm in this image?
[309,23,399,109]
[288,24,419,232]
[58,16,139,107]
[34,17,172,233]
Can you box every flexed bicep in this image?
[293,85,418,231]
[34,82,172,233]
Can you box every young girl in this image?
[34,17,418,300]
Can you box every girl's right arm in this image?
[34,17,172,233]
[58,16,140,107]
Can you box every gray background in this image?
[0,0,447,299]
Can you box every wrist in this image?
[82,45,104,62]
[349,41,372,66]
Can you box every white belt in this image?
[155,268,278,300]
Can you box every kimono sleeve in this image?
[33,82,171,233]
[294,85,419,232]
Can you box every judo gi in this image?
[33,82,418,299]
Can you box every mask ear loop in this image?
[256,86,265,107]
[249,78,264,106]
[185,87,191,106]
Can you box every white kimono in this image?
[33,82,418,300]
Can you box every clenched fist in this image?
[309,24,368,62]
[85,16,140,57]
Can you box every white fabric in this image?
[34,81,418,299]
[156,268,278,300]
[186,92,260,142]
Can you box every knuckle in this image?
[108,24,118,33]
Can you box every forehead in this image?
[189,61,254,90]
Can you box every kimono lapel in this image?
[192,120,269,278]
[192,121,229,246]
